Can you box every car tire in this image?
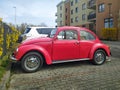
[21,52,43,73]
[92,50,106,65]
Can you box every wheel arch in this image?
[17,45,52,65]
[89,47,108,60]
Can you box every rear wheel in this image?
[21,52,43,73]
[92,50,106,65]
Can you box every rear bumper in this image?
[106,56,111,62]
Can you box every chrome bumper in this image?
[10,55,18,62]
[106,56,111,62]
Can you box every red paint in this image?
[13,26,111,64]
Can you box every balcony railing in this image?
[87,0,96,9]
[88,13,96,21]
[55,19,58,23]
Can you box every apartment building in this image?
[56,0,120,40]
[70,0,95,29]
[56,0,66,26]
[56,0,95,31]
[65,0,70,26]
[96,0,120,40]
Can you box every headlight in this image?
[16,48,19,52]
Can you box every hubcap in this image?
[95,52,105,64]
[25,56,40,70]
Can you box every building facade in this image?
[56,0,66,26]
[65,0,70,26]
[96,0,120,39]
[56,0,120,40]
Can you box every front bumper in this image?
[10,54,18,63]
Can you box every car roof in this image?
[57,26,89,31]
[28,27,55,29]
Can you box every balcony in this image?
[55,19,58,23]
[87,0,96,9]
[88,13,96,21]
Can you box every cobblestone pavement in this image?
[9,57,120,90]
[9,41,120,90]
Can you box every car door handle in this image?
[74,42,80,45]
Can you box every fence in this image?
[0,21,20,58]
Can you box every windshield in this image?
[24,28,31,34]
[50,29,57,38]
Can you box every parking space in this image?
[8,57,120,90]
[8,41,120,90]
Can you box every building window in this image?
[75,16,79,22]
[71,10,73,15]
[66,16,67,20]
[60,14,62,18]
[60,21,62,26]
[75,0,78,3]
[82,14,86,20]
[71,18,73,23]
[104,18,113,28]
[75,7,78,13]
[98,3,105,13]
[60,6,62,10]
[65,8,67,13]
[82,3,86,10]
[71,1,73,6]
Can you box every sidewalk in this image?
[102,40,120,49]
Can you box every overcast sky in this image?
[0,0,61,27]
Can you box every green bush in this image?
[0,54,10,81]
[0,55,9,67]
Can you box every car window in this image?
[57,30,78,40]
[80,30,95,40]
[36,28,55,35]
[24,28,31,34]
[50,29,57,38]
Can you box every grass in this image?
[0,54,10,81]
[0,67,6,80]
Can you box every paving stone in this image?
[8,57,120,90]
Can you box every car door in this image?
[53,30,80,60]
[79,30,96,59]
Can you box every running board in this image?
[52,58,90,64]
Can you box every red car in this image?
[11,26,111,72]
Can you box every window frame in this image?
[82,14,86,21]
[98,3,105,13]
[57,30,78,40]
[82,3,86,10]
[75,7,78,13]
[104,18,113,28]
[80,30,96,41]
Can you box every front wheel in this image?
[21,52,43,73]
[92,50,106,65]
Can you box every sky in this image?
[0,0,62,27]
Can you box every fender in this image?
[16,45,52,65]
[89,43,110,60]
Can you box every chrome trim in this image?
[52,58,90,64]
[106,56,111,62]
[10,55,18,62]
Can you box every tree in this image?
[38,23,48,27]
